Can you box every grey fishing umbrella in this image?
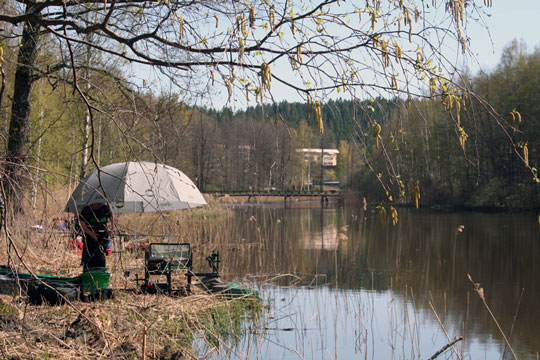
[65,161,206,213]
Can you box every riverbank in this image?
[0,198,260,359]
[341,190,540,213]
[0,290,259,359]
[208,194,340,205]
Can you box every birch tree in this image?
[0,0,508,212]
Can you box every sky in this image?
[229,1,540,109]
[466,0,540,72]
[133,1,540,110]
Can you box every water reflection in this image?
[208,204,540,359]
[302,224,343,250]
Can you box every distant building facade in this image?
[297,148,339,168]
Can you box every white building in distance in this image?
[297,148,339,168]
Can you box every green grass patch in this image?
[189,209,226,221]
[0,303,17,316]
[200,298,261,348]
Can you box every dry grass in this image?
[0,291,226,359]
[0,192,259,359]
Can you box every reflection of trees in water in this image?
[389,211,540,356]
[212,206,540,356]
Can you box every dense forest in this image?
[1,40,539,210]
[355,40,540,210]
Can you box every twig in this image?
[467,274,517,360]
[504,288,524,358]
[288,344,305,359]
[39,329,94,360]
[428,336,463,360]
[142,326,147,360]
[428,299,461,359]
[0,63,5,111]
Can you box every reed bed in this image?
[0,193,261,359]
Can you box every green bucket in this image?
[81,268,110,292]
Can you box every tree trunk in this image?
[80,33,94,180]
[4,5,40,213]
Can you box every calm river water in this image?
[196,202,540,359]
